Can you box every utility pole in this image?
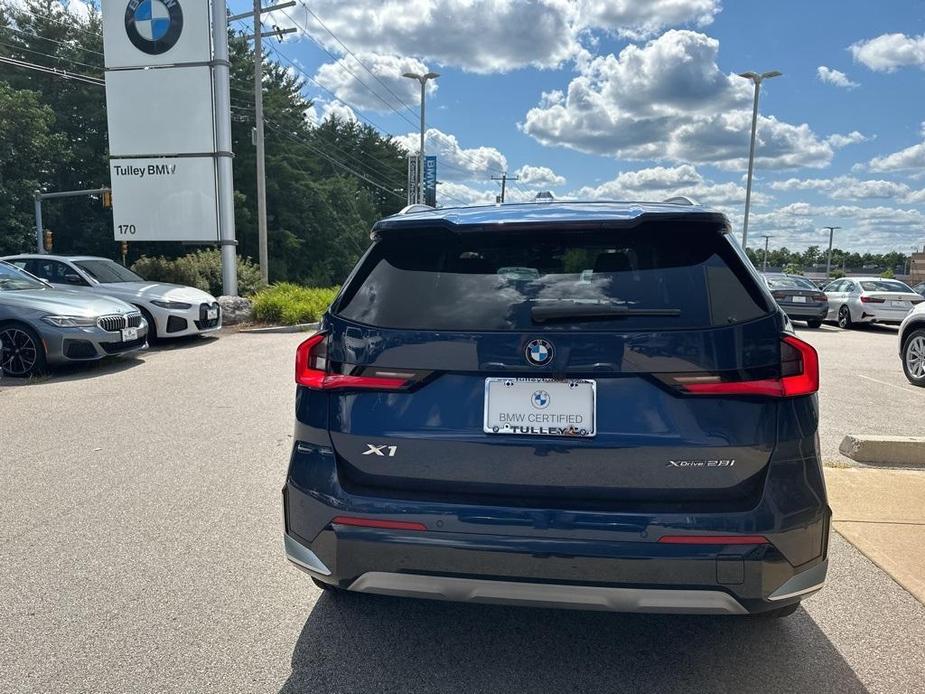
[823,226,841,277]
[229,3,295,285]
[737,70,782,249]
[402,71,440,203]
[760,234,774,272]
[491,172,519,203]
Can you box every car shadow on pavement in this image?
[0,354,145,386]
[147,334,219,352]
[280,592,868,694]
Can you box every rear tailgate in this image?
[317,221,783,505]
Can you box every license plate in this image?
[891,300,907,308]
[206,307,218,320]
[484,378,596,437]
[792,296,807,303]
[121,326,138,342]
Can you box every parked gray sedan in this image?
[0,261,147,377]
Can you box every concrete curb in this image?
[839,434,925,467]
[239,322,319,334]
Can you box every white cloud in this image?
[393,128,507,181]
[817,65,859,89]
[850,33,925,72]
[868,130,925,172]
[750,203,925,252]
[306,100,358,125]
[314,53,436,114]
[520,30,836,169]
[437,181,498,206]
[571,164,770,206]
[826,131,869,149]
[769,175,924,202]
[514,165,566,187]
[270,0,722,74]
[577,0,720,39]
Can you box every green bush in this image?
[881,268,895,279]
[251,283,339,325]
[132,249,264,296]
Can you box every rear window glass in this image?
[766,276,815,289]
[859,280,913,292]
[336,227,769,331]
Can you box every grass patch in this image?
[251,283,339,325]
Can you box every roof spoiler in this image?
[662,196,698,206]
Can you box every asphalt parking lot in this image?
[2,329,924,693]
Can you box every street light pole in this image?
[761,234,774,272]
[737,70,782,250]
[402,71,440,204]
[823,226,841,277]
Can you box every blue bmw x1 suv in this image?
[283,200,830,618]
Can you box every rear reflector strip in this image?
[658,535,769,545]
[331,516,428,531]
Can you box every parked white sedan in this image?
[823,276,923,329]
[2,254,221,340]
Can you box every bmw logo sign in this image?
[125,0,183,55]
[531,390,551,409]
[525,338,554,367]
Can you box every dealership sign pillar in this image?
[100,0,238,295]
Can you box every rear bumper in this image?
[853,304,911,324]
[780,303,828,321]
[283,441,831,615]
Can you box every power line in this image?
[298,1,418,119]
[276,5,419,130]
[0,54,104,85]
[0,2,105,41]
[4,25,105,56]
[0,39,104,73]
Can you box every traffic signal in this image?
[43,229,53,252]
[102,190,112,208]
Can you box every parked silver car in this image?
[0,261,147,377]
[899,301,925,386]
[1,254,221,341]
[823,277,923,329]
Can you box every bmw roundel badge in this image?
[525,338,554,367]
[125,0,183,55]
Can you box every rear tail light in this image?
[771,290,787,300]
[295,332,413,390]
[812,293,827,302]
[674,335,819,398]
[860,295,885,304]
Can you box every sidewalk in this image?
[824,467,925,604]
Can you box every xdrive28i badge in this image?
[525,339,554,366]
[125,0,183,55]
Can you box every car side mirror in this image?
[63,273,85,285]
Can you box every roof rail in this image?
[398,204,435,214]
[662,196,698,206]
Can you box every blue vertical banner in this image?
[424,156,437,207]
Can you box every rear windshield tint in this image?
[335,227,769,331]
[859,280,913,292]
[766,276,815,289]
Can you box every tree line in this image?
[743,245,911,276]
[0,0,407,286]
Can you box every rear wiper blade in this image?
[530,304,682,323]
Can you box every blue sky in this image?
[225,0,925,253]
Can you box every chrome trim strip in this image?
[767,582,825,601]
[284,534,332,576]
[348,572,748,615]
[767,559,828,601]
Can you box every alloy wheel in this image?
[0,328,38,376]
[838,306,851,329]
[906,336,925,380]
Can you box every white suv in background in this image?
[2,254,221,341]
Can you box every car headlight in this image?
[151,300,193,309]
[41,315,99,328]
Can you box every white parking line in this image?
[857,374,922,395]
